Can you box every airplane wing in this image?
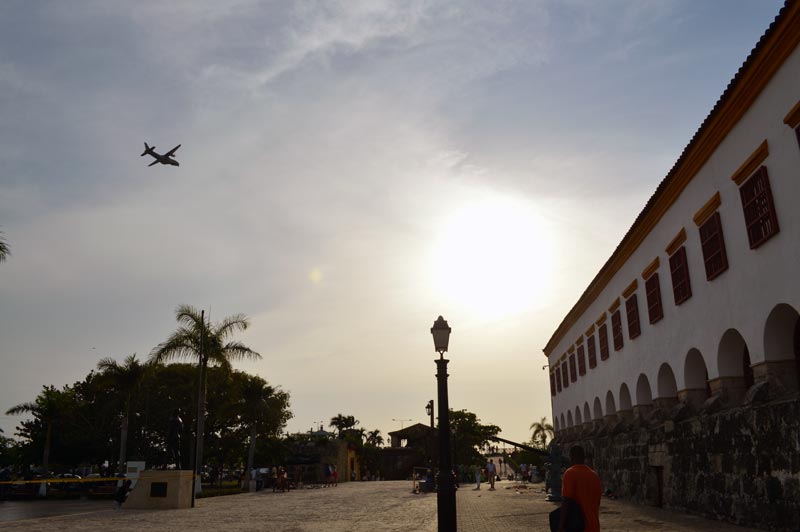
[165,144,181,157]
[148,160,159,167]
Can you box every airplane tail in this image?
[141,142,152,156]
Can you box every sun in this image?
[429,195,554,320]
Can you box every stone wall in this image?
[557,393,800,530]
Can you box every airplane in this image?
[141,142,181,167]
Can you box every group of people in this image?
[323,464,338,486]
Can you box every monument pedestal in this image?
[125,470,194,510]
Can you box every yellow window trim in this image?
[568,345,575,354]
[693,191,722,226]
[576,335,584,345]
[642,257,660,280]
[622,279,638,299]
[784,99,800,128]
[731,140,769,186]
[608,298,621,313]
[584,324,595,337]
[665,228,687,256]
[596,313,607,326]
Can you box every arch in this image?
[636,374,653,405]
[684,348,710,390]
[605,390,616,415]
[593,397,603,419]
[574,406,582,425]
[567,411,574,428]
[583,402,592,422]
[560,413,566,430]
[619,383,632,411]
[554,417,560,432]
[657,363,678,398]
[764,303,799,361]
[718,328,754,387]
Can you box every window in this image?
[625,295,641,339]
[611,310,623,351]
[739,166,779,248]
[550,372,556,396]
[561,362,569,389]
[569,354,577,382]
[556,365,563,392]
[669,246,692,305]
[598,324,609,360]
[645,273,663,324]
[699,211,728,280]
[587,335,597,368]
[577,345,586,376]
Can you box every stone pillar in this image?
[633,404,653,418]
[678,388,709,406]
[616,409,633,421]
[653,397,678,409]
[709,376,748,404]
[751,360,799,392]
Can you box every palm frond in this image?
[216,314,249,339]
[222,341,262,361]
[0,231,9,262]
[6,402,36,415]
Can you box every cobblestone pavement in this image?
[2,480,762,532]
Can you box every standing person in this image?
[114,479,132,510]
[473,463,481,490]
[486,459,496,490]
[557,445,602,532]
[332,465,338,486]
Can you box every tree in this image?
[529,417,554,449]
[366,429,384,447]
[0,231,9,263]
[150,305,261,485]
[96,354,150,477]
[6,386,71,495]
[329,414,359,437]
[238,374,291,483]
[448,409,500,466]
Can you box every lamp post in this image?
[430,315,456,532]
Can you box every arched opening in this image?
[593,397,603,420]
[554,417,560,432]
[717,328,753,402]
[681,348,710,404]
[605,390,616,419]
[567,411,574,428]
[583,402,592,423]
[560,413,566,431]
[619,383,633,411]
[656,363,679,408]
[762,303,800,391]
[575,407,582,426]
[635,374,653,417]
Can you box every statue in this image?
[544,441,564,502]
[166,409,183,469]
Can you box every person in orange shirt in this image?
[559,445,602,532]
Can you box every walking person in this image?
[555,445,602,532]
[473,462,481,490]
[486,459,496,490]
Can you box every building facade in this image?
[543,1,800,528]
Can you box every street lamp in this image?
[430,315,456,532]
[426,400,434,428]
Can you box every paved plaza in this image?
[2,480,762,532]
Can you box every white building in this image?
[544,1,800,435]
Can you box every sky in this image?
[0,0,786,445]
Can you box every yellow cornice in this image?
[595,313,607,326]
[584,324,595,337]
[665,228,687,256]
[576,335,584,345]
[642,257,660,280]
[541,2,800,357]
[567,345,575,354]
[608,298,620,313]
[731,140,769,185]
[560,354,567,362]
[693,192,722,226]
[622,279,638,299]
[784,99,800,128]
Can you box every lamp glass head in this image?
[430,315,451,354]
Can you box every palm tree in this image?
[366,429,384,447]
[6,386,66,496]
[329,414,358,438]
[150,305,261,485]
[529,417,554,449]
[96,354,149,478]
[0,231,9,262]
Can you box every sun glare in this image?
[429,195,554,320]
